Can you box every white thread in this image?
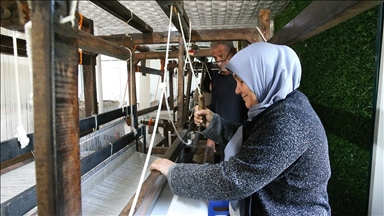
[256,26,267,42]
[128,6,175,216]
[177,13,202,96]
[13,31,30,149]
[109,142,113,156]
[59,1,78,27]
[93,114,98,131]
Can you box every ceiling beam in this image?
[0,0,29,32]
[134,49,212,61]
[102,28,260,45]
[269,0,383,46]
[89,0,152,33]
[155,0,190,38]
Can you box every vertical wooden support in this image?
[177,37,185,129]
[32,1,81,215]
[184,65,193,123]
[127,41,139,128]
[168,63,174,111]
[82,19,98,116]
[258,9,271,41]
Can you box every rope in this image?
[13,31,30,149]
[177,12,202,96]
[59,1,78,27]
[256,26,267,42]
[128,6,179,216]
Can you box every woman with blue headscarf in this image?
[150,42,331,215]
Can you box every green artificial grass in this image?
[274,1,378,215]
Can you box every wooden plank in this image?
[79,30,131,60]
[137,66,164,76]
[0,133,34,163]
[177,37,185,129]
[82,19,98,117]
[89,0,152,33]
[269,1,383,45]
[258,9,271,41]
[184,67,193,123]
[103,28,260,45]
[0,186,37,216]
[0,0,29,32]
[134,48,212,62]
[31,1,81,215]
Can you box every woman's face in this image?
[233,74,258,108]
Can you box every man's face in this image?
[211,44,232,73]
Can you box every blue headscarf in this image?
[226,42,302,120]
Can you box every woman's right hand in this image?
[194,105,213,128]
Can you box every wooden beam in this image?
[177,37,185,129]
[156,0,190,39]
[102,28,260,45]
[269,1,383,46]
[137,66,164,76]
[79,30,131,60]
[89,0,152,33]
[32,1,81,215]
[82,19,98,117]
[258,9,271,41]
[134,48,212,62]
[0,0,29,32]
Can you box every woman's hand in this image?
[149,158,174,177]
[194,105,213,128]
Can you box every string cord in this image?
[13,31,30,149]
[127,6,175,216]
[177,12,202,96]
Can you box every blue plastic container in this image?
[208,200,230,216]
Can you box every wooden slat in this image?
[79,30,131,60]
[82,19,98,117]
[32,1,81,215]
[103,28,261,45]
[137,66,164,76]
[177,37,185,129]
[0,1,29,32]
[269,1,383,45]
[89,0,152,33]
[258,9,271,41]
[134,49,212,62]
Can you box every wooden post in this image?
[82,19,98,117]
[177,37,185,129]
[184,64,193,123]
[32,1,81,215]
[258,9,271,41]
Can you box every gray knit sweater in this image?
[167,91,331,215]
